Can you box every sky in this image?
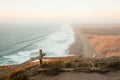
[0,0,120,23]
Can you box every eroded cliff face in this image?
[86,34,120,58]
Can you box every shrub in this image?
[41,63,53,68]
[64,62,75,68]
[96,62,120,68]
[41,61,63,76]
[45,66,61,76]
[78,62,92,67]
[103,62,120,68]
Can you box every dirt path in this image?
[31,71,120,80]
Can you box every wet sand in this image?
[68,27,84,55]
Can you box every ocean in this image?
[0,24,75,66]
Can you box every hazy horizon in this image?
[0,0,120,24]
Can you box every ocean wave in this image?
[0,24,75,66]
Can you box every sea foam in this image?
[0,24,75,66]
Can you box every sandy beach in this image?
[69,25,120,58]
[69,27,84,55]
[68,26,100,58]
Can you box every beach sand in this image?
[68,26,100,58]
[69,26,120,58]
[68,27,84,55]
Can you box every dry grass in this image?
[0,62,39,80]
[0,57,120,79]
[0,66,14,72]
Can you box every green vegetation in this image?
[41,61,63,76]
[41,61,91,76]
[64,62,75,68]
[96,62,120,68]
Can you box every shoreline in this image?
[68,26,98,58]
[70,25,120,58]
[68,26,83,55]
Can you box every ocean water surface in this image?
[0,24,75,66]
